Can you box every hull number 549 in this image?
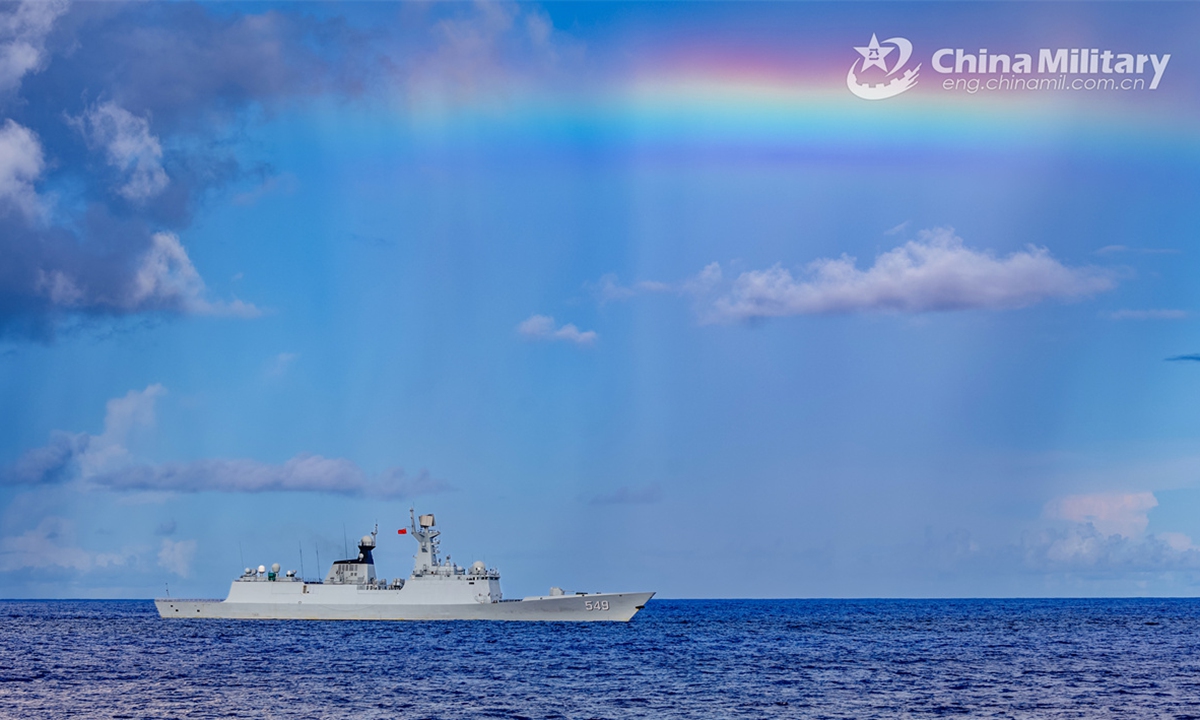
[584,600,610,611]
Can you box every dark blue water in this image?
[2,599,1199,719]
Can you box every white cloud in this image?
[0,517,130,572]
[78,384,167,479]
[587,273,673,305]
[516,314,597,345]
[127,232,261,317]
[1022,524,1200,572]
[707,229,1114,321]
[409,2,581,109]
[1106,309,1188,321]
[1158,532,1194,552]
[3,384,165,486]
[1044,492,1158,538]
[101,384,166,445]
[686,262,723,295]
[15,205,258,323]
[0,0,67,94]
[5,430,88,485]
[157,538,197,578]
[73,102,169,202]
[589,274,637,304]
[0,119,43,215]
[4,385,449,498]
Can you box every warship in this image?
[156,511,653,621]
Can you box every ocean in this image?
[1,598,1198,719]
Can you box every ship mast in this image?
[409,508,441,575]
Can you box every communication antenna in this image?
[165,582,170,598]
[239,542,245,570]
[315,545,321,579]
[343,523,348,558]
[299,541,305,581]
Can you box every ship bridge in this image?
[325,527,379,585]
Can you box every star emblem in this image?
[854,34,894,73]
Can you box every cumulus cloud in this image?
[411,2,581,107]
[1021,524,1200,573]
[0,3,358,339]
[126,232,260,317]
[80,383,166,478]
[2,384,164,485]
[72,101,169,202]
[517,314,597,345]
[34,5,375,133]
[2,221,258,339]
[1044,492,1158,538]
[588,231,1112,324]
[0,516,130,572]
[707,229,1114,321]
[0,3,581,340]
[0,119,43,215]
[0,0,67,94]
[157,538,196,578]
[3,385,448,499]
[1158,532,1194,552]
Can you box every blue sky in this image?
[3,1,1200,598]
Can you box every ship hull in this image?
[155,591,654,622]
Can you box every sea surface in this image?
[1,598,1198,719]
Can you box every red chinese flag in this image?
[397,528,407,535]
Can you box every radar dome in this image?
[361,534,376,547]
[271,563,281,574]
[258,565,266,574]
[471,561,486,574]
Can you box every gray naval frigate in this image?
[156,511,653,621]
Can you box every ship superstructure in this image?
[156,511,652,622]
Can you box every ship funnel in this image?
[418,514,435,528]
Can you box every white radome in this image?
[155,510,653,622]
